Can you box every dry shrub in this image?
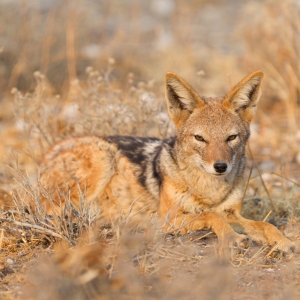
[0,62,172,205]
[241,0,300,132]
[242,160,300,225]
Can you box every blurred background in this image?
[0,0,299,220]
[0,0,298,104]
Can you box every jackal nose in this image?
[214,162,227,173]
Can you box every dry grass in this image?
[0,0,300,299]
[241,0,300,132]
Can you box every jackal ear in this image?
[223,71,264,123]
[165,72,205,128]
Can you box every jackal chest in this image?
[178,182,233,214]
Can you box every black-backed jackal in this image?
[39,71,299,253]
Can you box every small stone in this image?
[33,71,42,78]
[196,70,205,76]
[85,66,93,73]
[6,258,14,265]
[18,250,29,257]
[108,57,115,65]
[11,87,18,95]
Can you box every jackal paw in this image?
[274,239,300,254]
[221,232,251,249]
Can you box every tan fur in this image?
[39,136,158,223]
[38,71,299,253]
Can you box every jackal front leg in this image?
[236,215,300,253]
[161,209,249,248]
[223,204,300,253]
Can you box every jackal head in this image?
[165,71,263,176]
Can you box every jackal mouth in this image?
[211,173,226,177]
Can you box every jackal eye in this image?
[194,135,205,142]
[227,135,237,141]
